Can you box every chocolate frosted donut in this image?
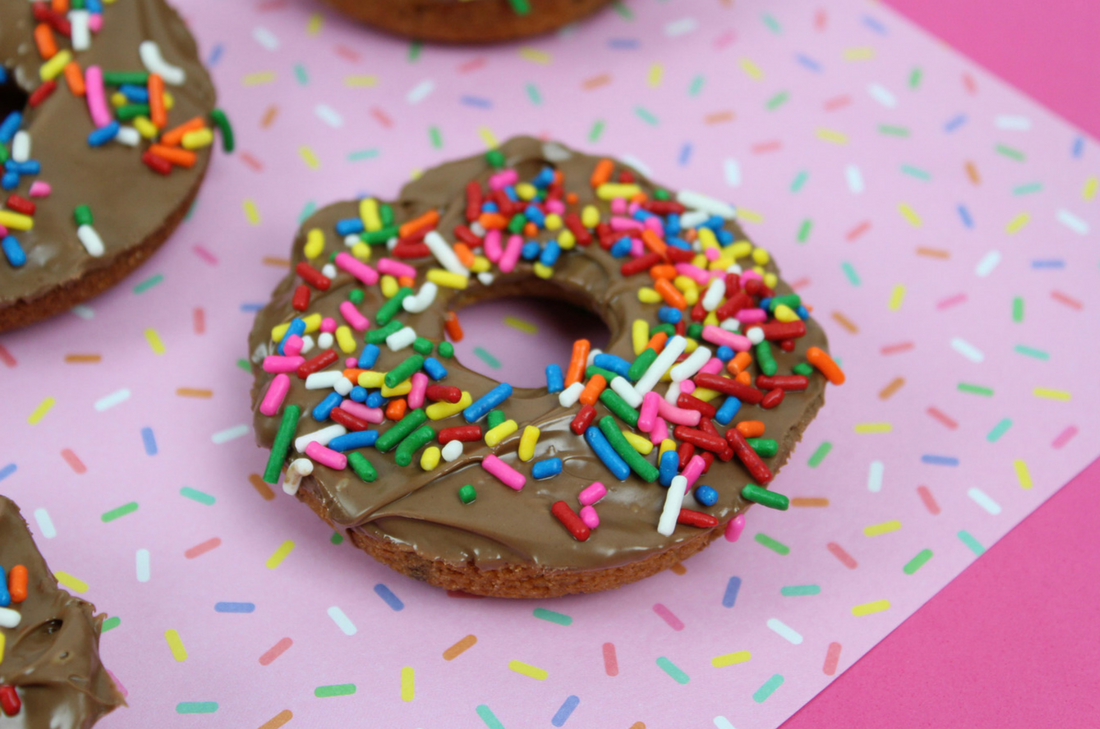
[0,0,229,332]
[249,137,842,598]
[0,496,125,727]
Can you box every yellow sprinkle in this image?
[401,666,415,702]
[381,380,412,398]
[380,275,399,298]
[243,71,277,86]
[843,46,877,61]
[485,420,518,447]
[728,241,752,259]
[307,12,323,35]
[426,269,469,289]
[622,431,653,455]
[360,198,381,230]
[427,392,471,420]
[711,650,752,668]
[817,128,849,145]
[581,205,601,228]
[271,323,288,342]
[515,182,538,201]
[739,57,763,80]
[470,256,491,273]
[345,74,378,87]
[533,262,554,279]
[357,371,385,388]
[335,326,357,353]
[265,540,295,569]
[596,183,641,200]
[648,63,664,87]
[304,228,325,258]
[478,126,499,148]
[691,253,708,269]
[145,328,166,355]
[0,632,5,666]
[111,92,126,108]
[40,49,72,82]
[181,128,214,150]
[683,338,698,354]
[658,439,677,458]
[299,146,320,169]
[420,447,441,471]
[133,116,158,138]
[1033,387,1070,401]
[519,47,551,65]
[0,211,33,231]
[243,199,261,226]
[1084,175,1098,201]
[708,256,733,271]
[1005,212,1030,234]
[638,287,662,304]
[163,92,175,111]
[165,629,188,661]
[301,313,322,333]
[897,203,922,227]
[632,320,650,355]
[737,208,764,224]
[544,213,563,231]
[1013,459,1032,489]
[352,242,371,261]
[774,304,800,322]
[27,397,56,425]
[508,660,548,680]
[504,316,537,334]
[889,284,906,311]
[517,426,540,461]
[54,571,88,593]
[751,248,771,265]
[854,422,893,434]
[851,599,891,616]
[557,229,575,250]
[864,520,901,537]
[692,387,720,402]
[703,311,719,326]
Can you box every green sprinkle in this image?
[755,341,777,376]
[599,390,641,430]
[176,702,218,714]
[742,484,788,510]
[180,487,215,505]
[746,438,778,457]
[900,164,931,181]
[995,144,1025,162]
[807,441,832,467]
[878,124,910,137]
[101,616,121,632]
[263,405,300,483]
[385,354,424,388]
[361,226,399,245]
[656,656,690,685]
[598,416,656,481]
[532,607,572,625]
[986,418,1013,442]
[654,189,671,201]
[628,349,657,381]
[476,705,505,729]
[612,0,633,19]
[588,119,605,142]
[236,358,251,372]
[585,365,618,382]
[507,0,531,15]
[298,201,316,223]
[686,323,703,340]
[957,382,994,397]
[789,168,807,191]
[348,452,377,483]
[115,103,150,121]
[793,362,813,376]
[407,41,421,62]
[293,63,309,85]
[376,287,413,326]
[840,261,861,286]
[0,145,7,164]
[1014,344,1048,360]
[767,91,790,112]
[1012,182,1043,195]
[473,347,501,369]
[651,323,675,337]
[366,320,402,345]
[753,674,784,703]
[909,67,923,88]
[903,548,933,575]
[957,530,985,556]
[487,410,506,429]
[74,205,93,226]
[395,425,436,467]
[688,75,705,97]
[797,218,813,243]
[348,289,364,304]
[507,213,527,234]
[315,684,356,698]
[133,274,164,294]
[412,338,434,356]
[525,82,542,105]
[769,294,801,312]
[755,533,790,555]
[101,502,139,523]
[438,341,454,358]
[485,149,506,169]
[346,148,379,162]
[459,484,477,504]
[103,71,148,85]
[634,106,659,126]
[375,409,427,453]
[429,126,443,149]
[761,12,782,33]
[780,584,821,596]
[379,204,395,228]
[1012,296,1024,322]
[330,532,344,545]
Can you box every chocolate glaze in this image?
[0,496,124,728]
[0,0,215,309]
[249,137,828,573]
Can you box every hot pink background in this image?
[787,1,1100,726]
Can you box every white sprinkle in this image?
[713,718,736,729]
[558,381,584,408]
[314,104,344,128]
[665,16,699,36]
[766,618,803,645]
[385,237,398,251]
[402,282,439,313]
[723,158,741,187]
[115,126,141,146]
[663,379,682,405]
[670,346,711,381]
[406,79,435,104]
[294,425,346,453]
[994,114,1031,131]
[975,250,1002,277]
[321,263,337,279]
[635,335,687,395]
[477,272,494,286]
[298,334,315,354]
[138,40,186,85]
[305,371,343,390]
[1056,209,1089,235]
[0,607,21,629]
[470,221,486,237]
[868,460,884,493]
[333,377,353,396]
[424,231,469,276]
[69,10,91,51]
[701,278,726,311]
[71,305,95,320]
[968,487,1002,515]
[343,234,359,248]
[658,476,687,536]
[719,317,741,332]
[386,326,417,351]
[34,508,57,538]
[251,26,280,52]
[94,388,131,412]
[677,190,736,219]
[680,211,709,229]
[541,142,571,162]
[136,549,151,583]
[283,458,313,495]
[621,155,651,177]
[11,131,30,162]
[317,331,334,350]
[867,82,897,108]
[951,337,984,363]
[77,224,105,257]
[441,440,464,462]
[846,164,864,194]
[327,606,357,636]
[610,377,643,408]
[746,327,764,345]
[586,348,602,368]
[211,424,250,444]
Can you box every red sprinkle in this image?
[620,251,663,276]
[33,4,71,35]
[28,79,57,107]
[392,242,431,259]
[297,349,338,379]
[761,388,785,409]
[700,450,715,473]
[673,425,729,455]
[693,373,764,404]
[778,338,796,352]
[291,284,310,311]
[758,320,806,340]
[425,385,462,403]
[444,311,463,342]
[465,181,482,222]
[665,246,694,263]
[755,375,809,391]
[438,425,482,444]
[0,686,20,717]
[676,441,695,470]
[571,404,597,435]
[453,224,482,248]
[677,393,717,419]
[295,262,331,290]
[551,501,591,541]
[5,195,35,215]
[715,291,753,320]
[725,427,774,484]
[677,508,719,528]
[690,301,707,322]
[564,213,592,246]
[141,150,173,175]
[330,407,370,432]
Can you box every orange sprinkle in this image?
[641,229,667,256]
[478,212,508,230]
[444,311,463,342]
[736,420,766,438]
[161,117,205,147]
[681,228,698,243]
[175,388,213,399]
[148,73,167,128]
[342,369,367,383]
[726,351,753,376]
[51,0,69,12]
[579,374,607,406]
[791,498,830,507]
[397,275,415,288]
[565,192,579,205]
[248,473,276,501]
[807,346,845,384]
[34,23,58,59]
[63,62,85,95]
[646,332,669,354]
[523,222,538,237]
[649,264,677,280]
[399,209,439,238]
[590,159,614,188]
[385,398,407,421]
[64,353,101,363]
[149,144,196,168]
[564,339,591,388]
[654,278,686,309]
[735,370,752,385]
[8,565,28,603]
[453,243,476,268]
[630,192,648,204]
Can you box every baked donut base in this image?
[321,0,616,44]
[0,168,206,333]
[293,387,826,598]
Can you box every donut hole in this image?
[451,296,610,388]
[0,68,29,120]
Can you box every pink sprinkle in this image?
[260,374,290,416]
[335,252,378,285]
[627,201,641,215]
[259,637,293,667]
[638,391,661,432]
[192,244,218,265]
[704,247,721,262]
[0,225,6,236]
[681,455,706,488]
[700,357,724,375]
[28,181,51,197]
[724,514,746,542]
[579,505,600,529]
[936,293,968,310]
[88,13,103,32]
[578,482,606,506]
[740,269,762,281]
[320,317,337,334]
[545,199,565,215]
[1052,425,1078,450]
[680,380,696,395]
[629,238,644,257]
[339,301,370,331]
[345,357,357,367]
[84,66,111,127]
[407,372,429,409]
[340,401,383,424]
[644,217,663,233]
[702,325,751,351]
[483,228,503,263]
[610,216,642,232]
[652,603,684,631]
[262,355,304,374]
[378,257,416,279]
[488,169,518,190]
[736,308,767,323]
[482,454,525,490]
[499,234,523,273]
[610,198,627,215]
[305,441,347,470]
[674,263,709,285]
[656,397,701,426]
[283,334,303,357]
[649,416,669,445]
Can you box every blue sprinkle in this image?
[539,240,561,267]
[460,95,493,109]
[715,396,742,426]
[592,354,630,379]
[374,583,404,611]
[1031,259,1064,269]
[6,159,39,175]
[481,201,499,214]
[0,566,9,606]
[0,112,21,143]
[503,186,518,202]
[312,392,343,421]
[1072,135,1085,158]
[239,303,265,312]
[0,463,16,483]
[214,602,255,613]
[716,229,733,245]
[658,450,679,487]
[678,142,692,166]
[551,695,580,727]
[795,305,809,320]
[722,576,742,608]
[608,38,640,49]
[532,167,555,187]
[2,170,20,190]
[335,217,365,236]
[358,343,380,369]
[2,236,26,267]
[658,306,682,324]
[463,383,512,423]
[957,204,973,228]
[862,14,888,33]
[944,114,967,133]
[524,205,546,227]
[423,357,448,380]
[609,237,632,258]
[277,318,305,355]
[328,430,379,452]
[349,386,368,402]
[695,485,718,507]
[365,391,386,408]
[532,458,563,480]
[795,53,822,72]
[119,84,149,103]
[141,427,158,456]
[665,215,681,236]
[667,237,691,250]
[716,346,734,362]
[584,426,630,481]
[921,454,959,467]
[521,241,541,261]
[207,43,224,67]
[546,364,564,393]
[88,121,121,147]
